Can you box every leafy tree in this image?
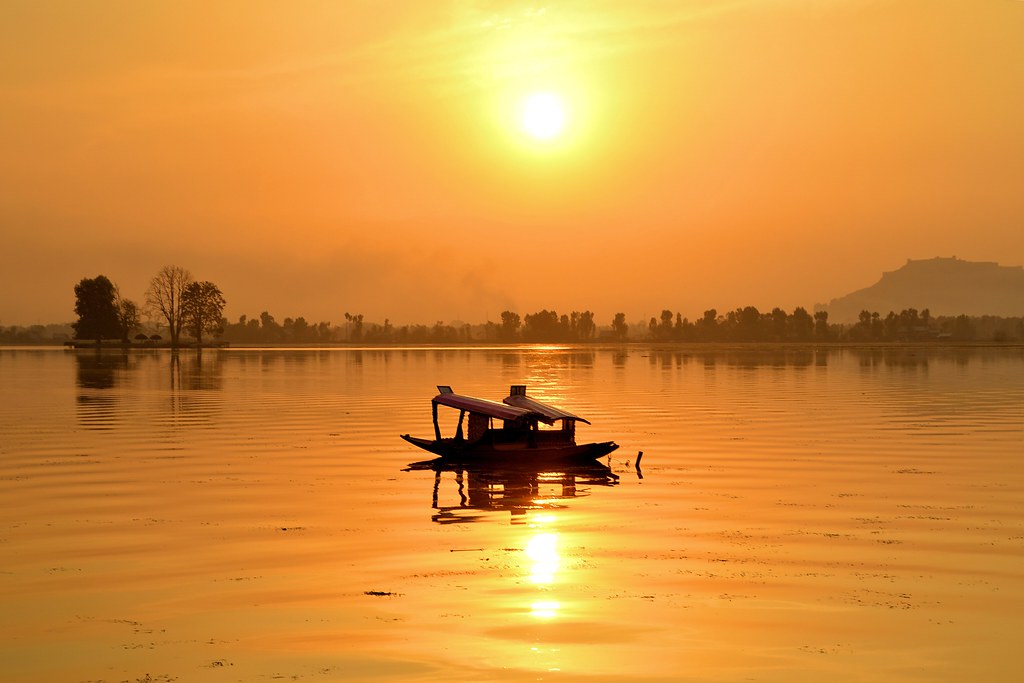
[870,311,883,339]
[344,312,364,342]
[146,265,193,345]
[577,310,596,340]
[432,320,459,342]
[736,306,762,341]
[523,309,560,341]
[259,311,282,342]
[181,281,226,344]
[850,310,875,341]
[814,310,830,341]
[287,316,311,342]
[500,310,521,341]
[611,312,628,341]
[696,309,718,341]
[770,308,789,341]
[73,275,120,341]
[115,292,141,344]
[883,311,900,340]
[788,307,814,341]
[655,309,674,340]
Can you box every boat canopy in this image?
[433,391,539,422]
[503,387,591,425]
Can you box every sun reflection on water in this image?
[530,600,562,619]
[524,512,564,628]
[526,531,560,585]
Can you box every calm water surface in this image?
[1,345,1022,682]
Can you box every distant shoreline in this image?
[3,340,1020,351]
[59,340,229,350]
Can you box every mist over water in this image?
[1,346,1022,682]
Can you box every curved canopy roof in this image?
[504,393,591,425]
[433,392,538,422]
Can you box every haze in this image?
[2,1,1022,327]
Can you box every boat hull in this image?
[400,434,618,464]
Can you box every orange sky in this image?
[2,1,1022,327]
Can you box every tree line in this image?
[217,309,600,344]
[210,306,1023,344]
[640,306,1021,342]
[844,309,1021,343]
[7,275,1020,346]
[643,307,827,342]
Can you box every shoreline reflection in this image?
[74,350,225,430]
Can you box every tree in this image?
[523,309,560,341]
[696,309,718,341]
[146,265,193,345]
[656,309,674,340]
[879,311,894,339]
[850,310,874,341]
[73,275,120,341]
[500,310,521,341]
[259,311,282,342]
[344,312,364,342]
[181,281,226,344]
[736,306,762,341]
[870,311,884,339]
[771,308,789,341]
[814,310,830,341]
[577,310,596,340]
[114,291,141,344]
[788,307,814,341]
[289,316,310,342]
[611,312,628,341]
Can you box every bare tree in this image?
[146,265,192,346]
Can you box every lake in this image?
[1,345,1022,682]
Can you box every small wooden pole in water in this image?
[635,451,644,468]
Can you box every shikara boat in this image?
[401,385,619,464]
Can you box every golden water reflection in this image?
[521,512,567,679]
[526,530,560,585]
[409,461,608,674]
[525,521,562,623]
[8,347,1021,681]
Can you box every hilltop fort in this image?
[817,257,1024,323]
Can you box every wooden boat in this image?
[401,385,619,464]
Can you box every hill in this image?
[817,257,1024,323]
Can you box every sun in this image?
[521,92,566,140]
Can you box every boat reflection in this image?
[405,459,619,524]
